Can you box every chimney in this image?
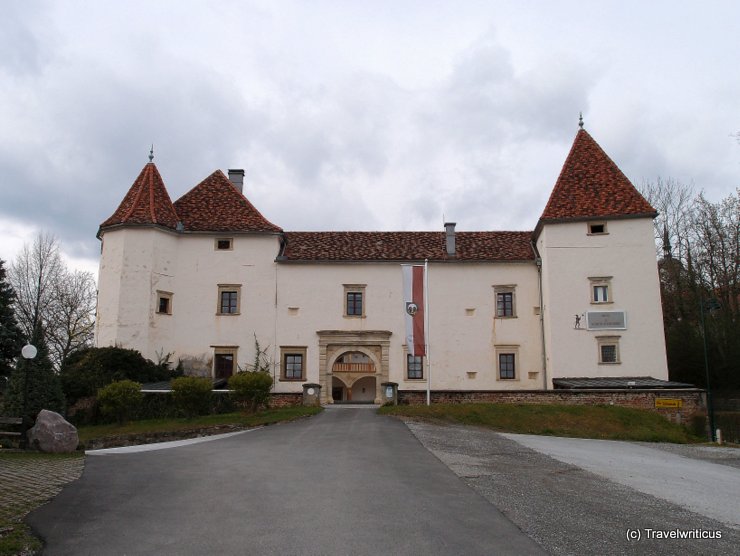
[228,169,245,193]
[444,222,456,257]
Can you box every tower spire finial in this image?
[148,144,154,163]
[578,112,584,129]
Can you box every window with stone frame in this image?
[156,291,172,315]
[281,347,307,381]
[494,285,516,318]
[589,276,613,304]
[213,347,237,379]
[343,284,366,317]
[498,353,516,379]
[407,354,424,379]
[217,284,241,315]
[597,336,620,364]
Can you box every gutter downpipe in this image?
[531,240,548,391]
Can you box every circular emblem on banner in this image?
[406,302,419,316]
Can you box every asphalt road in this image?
[407,421,740,556]
[27,407,543,555]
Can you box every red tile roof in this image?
[539,129,656,222]
[100,163,179,230]
[173,170,282,233]
[281,231,534,262]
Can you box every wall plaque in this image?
[586,311,626,330]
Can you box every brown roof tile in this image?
[539,129,656,222]
[173,170,282,233]
[281,231,534,262]
[100,163,179,230]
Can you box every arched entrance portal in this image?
[318,330,392,405]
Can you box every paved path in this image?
[501,433,740,528]
[407,421,740,556]
[27,408,543,555]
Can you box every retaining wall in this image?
[397,389,706,425]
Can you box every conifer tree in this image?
[0,259,23,382]
[3,325,65,422]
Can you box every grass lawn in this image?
[379,403,702,443]
[78,406,322,444]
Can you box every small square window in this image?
[588,222,607,235]
[156,291,172,315]
[217,285,241,315]
[407,354,424,379]
[216,238,233,250]
[597,336,621,364]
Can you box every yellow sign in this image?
[655,398,683,408]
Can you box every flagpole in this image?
[424,258,431,406]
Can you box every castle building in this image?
[95,125,669,404]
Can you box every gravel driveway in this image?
[405,420,739,556]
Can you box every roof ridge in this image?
[173,170,282,233]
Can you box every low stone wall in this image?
[270,393,303,407]
[397,389,707,425]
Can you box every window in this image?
[593,285,609,303]
[213,347,237,379]
[495,345,519,381]
[281,347,307,381]
[589,277,612,304]
[494,285,516,318]
[347,292,363,315]
[343,284,366,317]
[217,284,241,315]
[498,353,516,379]
[407,354,424,379]
[597,336,620,364]
[215,238,233,250]
[156,291,172,315]
[588,222,607,235]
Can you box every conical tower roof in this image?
[173,170,282,233]
[99,162,179,232]
[538,128,656,225]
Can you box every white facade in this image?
[95,128,669,402]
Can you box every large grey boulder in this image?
[27,409,79,453]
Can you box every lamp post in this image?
[19,343,37,449]
[698,298,718,442]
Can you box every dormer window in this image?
[215,238,233,250]
[588,222,607,235]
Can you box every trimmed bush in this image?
[171,376,213,418]
[61,347,171,405]
[97,380,143,424]
[229,372,273,413]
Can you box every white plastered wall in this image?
[537,218,668,383]
[275,261,543,392]
[96,228,282,374]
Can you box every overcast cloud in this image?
[1,0,738,275]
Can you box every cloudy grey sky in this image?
[1,0,738,275]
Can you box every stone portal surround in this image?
[316,330,392,404]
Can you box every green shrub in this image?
[60,347,171,405]
[170,376,213,418]
[229,372,273,413]
[97,380,143,424]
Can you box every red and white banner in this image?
[402,264,426,356]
